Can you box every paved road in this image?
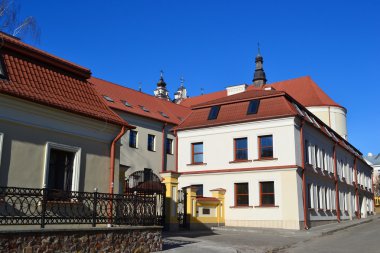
[280,217,380,253]
[160,217,380,253]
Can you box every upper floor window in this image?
[129,130,138,148]
[192,184,203,197]
[166,138,173,154]
[208,106,220,120]
[147,134,156,151]
[191,142,203,164]
[258,135,273,159]
[260,181,275,206]
[235,183,249,206]
[234,137,248,161]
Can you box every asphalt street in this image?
[159,216,380,253]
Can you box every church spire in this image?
[154,70,170,100]
[252,43,267,87]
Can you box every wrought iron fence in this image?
[0,186,165,228]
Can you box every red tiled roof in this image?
[0,33,129,126]
[266,76,344,109]
[176,91,299,131]
[180,76,343,109]
[90,77,191,125]
[196,197,219,202]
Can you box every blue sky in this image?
[20,0,379,154]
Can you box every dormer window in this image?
[103,95,114,102]
[139,105,150,112]
[121,100,132,107]
[208,106,220,120]
[247,100,260,115]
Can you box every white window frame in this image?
[148,134,156,151]
[42,142,81,192]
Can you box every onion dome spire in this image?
[252,43,267,87]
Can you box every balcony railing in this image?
[0,186,165,228]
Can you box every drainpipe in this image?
[109,126,126,195]
[300,120,309,230]
[333,142,341,222]
[372,171,375,214]
[174,130,178,172]
[354,156,360,218]
[161,123,167,172]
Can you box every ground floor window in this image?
[307,183,314,208]
[234,183,249,206]
[260,181,275,206]
[44,142,81,194]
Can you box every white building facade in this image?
[175,90,373,230]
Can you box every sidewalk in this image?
[211,215,377,237]
[160,215,378,253]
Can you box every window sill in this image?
[166,153,174,155]
[148,150,156,152]
[254,205,279,208]
[230,205,253,209]
[229,159,252,164]
[129,146,138,149]
[253,158,278,161]
[187,163,207,166]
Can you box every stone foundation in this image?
[0,226,162,253]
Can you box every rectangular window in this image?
[147,134,156,151]
[305,140,310,164]
[166,138,173,154]
[259,135,273,159]
[191,142,204,164]
[247,100,260,115]
[260,181,275,206]
[307,183,314,208]
[315,145,320,168]
[129,130,138,148]
[47,148,75,200]
[317,186,322,209]
[235,183,249,206]
[208,105,220,120]
[202,208,210,215]
[234,137,248,161]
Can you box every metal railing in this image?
[0,186,165,228]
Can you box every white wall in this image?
[177,117,298,173]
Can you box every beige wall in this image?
[307,106,347,140]
[0,94,122,193]
[116,111,176,179]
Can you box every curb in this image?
[320,217,374,236]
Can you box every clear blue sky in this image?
[20,0,380,154]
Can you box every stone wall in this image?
[0,226,162,253]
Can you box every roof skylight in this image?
[139,105,150,112]
[247,100,260,115]
[121,100,132,107]
[208,105,220,120]
[159,111,169,118]
[103,95,114,102]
